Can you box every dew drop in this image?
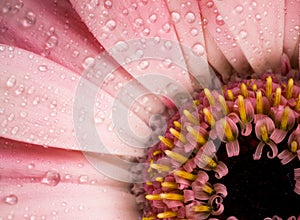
[41,170,61,186]
[15,84,24,95]
[192,43,205,56]
[138,60,149,70]
[46,35,58,49]
[164,41,172,50]
[185,12,196,23]
[162,58,173,68]
[114,41,129,52]
[171,12,181,23]
[6,75,16,87]
[20,11,36,28]
[11,126,19,135]
[255,13,262,21]
[4,194,18,205]
[162,23,171,33]
[234,5,244,14]
[2,2,12,14]
[105,19,116,31]
[216,14,224,25]
[190,28,198,36]
[238,30,248,39]
[38,65,48,72]
[79,175,89,183]
[149,14,157,23]
[206,1,214,8]
[104,0,112,9]
[82,57,95,69]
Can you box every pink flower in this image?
[0,0,299,219]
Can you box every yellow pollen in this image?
[222,119,235,141]
[193,100,200,107]
[260,125,269,143]
[186,126,207,145]
[286,78,294,99]
[280,106,290,131]
[193,205,212,213]
[158,136,174,149]
[204,88,216,105]
[146,181,153,186]
[183,109,199,125]
[238,95,247,123]
[201,154,217,168]
[157,211,177,219]
[252,83,258,91]
[174,170,197,181]
[241,83,248,98]
[295,94,300,112]
[160,193,184,201]
[142,217,155,220]
[150,163,171,172]
[169,128,187,143]
[202,184,215,195]
[227,89,234,101]
[256,90,263,114]
[153,150,162,156]
[266,76,272,100]
[161,182,178,189]
[218,95,229,115]
[145,194,161,200]
[273,87,282,107]
[173,120,182,130]
[155,177,164,182]
[290,141,298,153]
[165,150,188,164]
[203,108,215,127]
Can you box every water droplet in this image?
[149,14,157,23]
[216,14,224,25]
[162,58,173,68]
[6,75,16,87]
[206,1,214,8]
[234,5,244,14]
[164,41,172,50]
[192,43,205,56]
[79,175,89,183]
[138,60,149,70]
[20,11,36,28]
[38,65,48,72]
[134,18,144,28]
[162,23,171,33]
[4,194,18,205]
[114,41,128,52]
[171,12,181,23]
[185,12,196,23]
[11,126,19,135]
[2,2,12,14]
[28,163,35,169]
[15,84,24,95]
[95,111,105,124]
[104,0,112,9]
[238,30,248,39]
[82,57,95,69]
[46,35,58,49]
[255,13,262,20]
[41,170,61,186]
[106,19,116,31]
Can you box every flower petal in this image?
[213,0,284,73]
[0,44,151,157]
[0,138,139,219]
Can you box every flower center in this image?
[132,75,300,220]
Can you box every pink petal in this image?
[226,140,240,157]
[241,122,252,136]
[253,141,265,160]
[255,117,275,140]
[213,0,284,74]
[0,138,139,219]
[0,0,101,75]
[270,129,287,144]
[278,149,296,165]
[266,141,278,159]
[214,161,228,179]
[213,183,228,198]
[199,0,251,75]
[0,45,150,157]
[70,0,196,94]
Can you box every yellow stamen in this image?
[286,78,294,99]
[160,193,184,201]
[169,128,187,143]
[146,181,153,186]
[145,194,162,200]
[161,182,178,189]
[142,217,154,220]
[153,150,162,156]
[256,90,263,114]
[252,83,257,91]
[193,100,200,107]
[158,136,174,149]
[266,76,272,100]
[204,88,215,105]
[295,94,300,112]
[174,170,197,181]
[186,126,207,145]
[150,163,171,172]
[201,154,217,168]
[202,184,215,195]
[260,125,269,143]
[193,205,212,212]
[218,95,229,115]
[173,121,182,130]
[183,109,198,125]
[241,83,248,98]
[155,177,164,182]
[203,108,215,127]
[227,89,234,101]
[273,87,281,107]
[290,141,298,153]
[165,150,188,164]
[238,95,247,123]
[157,211,177,219]
[280,106,290,131]
[222,119,235,141]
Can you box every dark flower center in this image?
[132,75,300,220]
